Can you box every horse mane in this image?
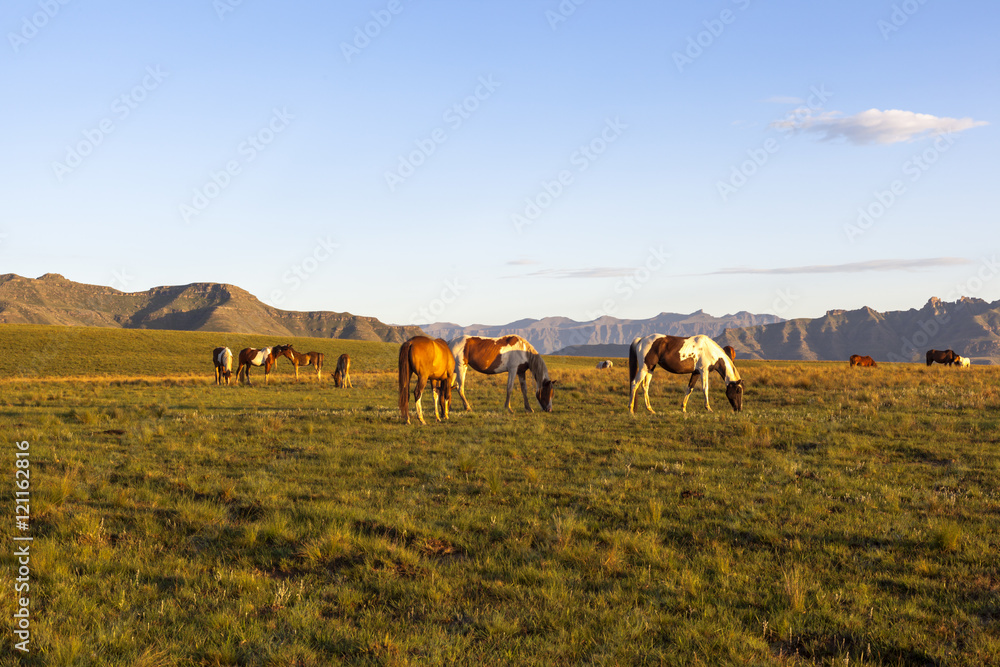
[527,351,549,387]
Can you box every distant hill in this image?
[718,297,1000,363]
[0,273,421,343]
[552,344,630,358]
[421,311,784,355]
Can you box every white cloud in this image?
[710,257,972,275]
[509,267,635,279]
[771,108,988,145]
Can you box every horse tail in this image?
[398,340,412,418]
[628,339,639,382]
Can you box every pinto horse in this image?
[235,345,289,386]
[628,334,743,414]
[280,345,324,380]
[449,335,556,413]
[333,354,352,388]
[596,360,613,370]
[957,356,971,368]
[399,336,455,425]
[926,349,960,366]
[213,347,233,385]
[849,354,877,368]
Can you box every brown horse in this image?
[399,336,455,425]
[333,354,352,388]
[280,345,324,380]
[449,335,556,413]
[849,354,877,368]
[926,349,960,366]
[235,345,289,385]
[213,347,233,385]
[722,345,736,362]
[628,334,743,413]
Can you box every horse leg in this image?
[455,364,472,411]
[504,371,518,413]
[701,370,712,411]
[517,366,533,412]
[432,382,442,422]
[440,379,451,421]
[642,374,656,414]
[414,375,428,425]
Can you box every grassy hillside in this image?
[1,326,999,665]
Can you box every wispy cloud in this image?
[507,267,635,279]
[708,258,973,275]
[771,108,988,145]
[506,258,540,266]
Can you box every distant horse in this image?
[628,334,743,414]
[280,345,324,380]
[213,347,233,385]
[849,354,877,368]
[722,345,736,362]
[235,345,289,385]
[956,356,971,368]
[449,335,556,413]
[926,349,960,367]
[596,360,613,370]
[399,336,455,425]
[333,354,352,388]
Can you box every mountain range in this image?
[0,273,421,343]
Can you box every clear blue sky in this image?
[2,1,996,326]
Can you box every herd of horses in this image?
[210,335,976,426]
[212,345,352,387]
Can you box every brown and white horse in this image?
[399,336,455,425]
[449,335,556,413]
[213,347,233,385]
[926,349,960,366]
[596,360,613,370]
[235,345,289,386]
[628,334,743,414]
[280,345,324,380]
[333,353,352,388]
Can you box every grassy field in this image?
[1,324,999,665]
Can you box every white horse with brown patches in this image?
[628,334,743,414]
[449,335,557,413]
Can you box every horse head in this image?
[536,379,557,412]
[725,379,743,412]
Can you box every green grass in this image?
[1,325,999,665]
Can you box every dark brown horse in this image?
[235,345,289,385]
[722,345,736,362]
[926,349,960,366]
[333,353,352,388]
[213,347,233,385]
[628,334,743,414]
[399,336,455,425]
[849,354,877,368]
[280,345,324,380]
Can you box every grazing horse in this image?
[926,349,960,367]
[957,356,971,368]
[399,336,455,425]
[449,335,557,413]
[333,354,352,388]
[849,354,877,368]
[596,360,613,370]
[213,347,233,385]
[723,345,736,362]
[279,345,324,380]
[235,345,289,386]
[628,334,743,414]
